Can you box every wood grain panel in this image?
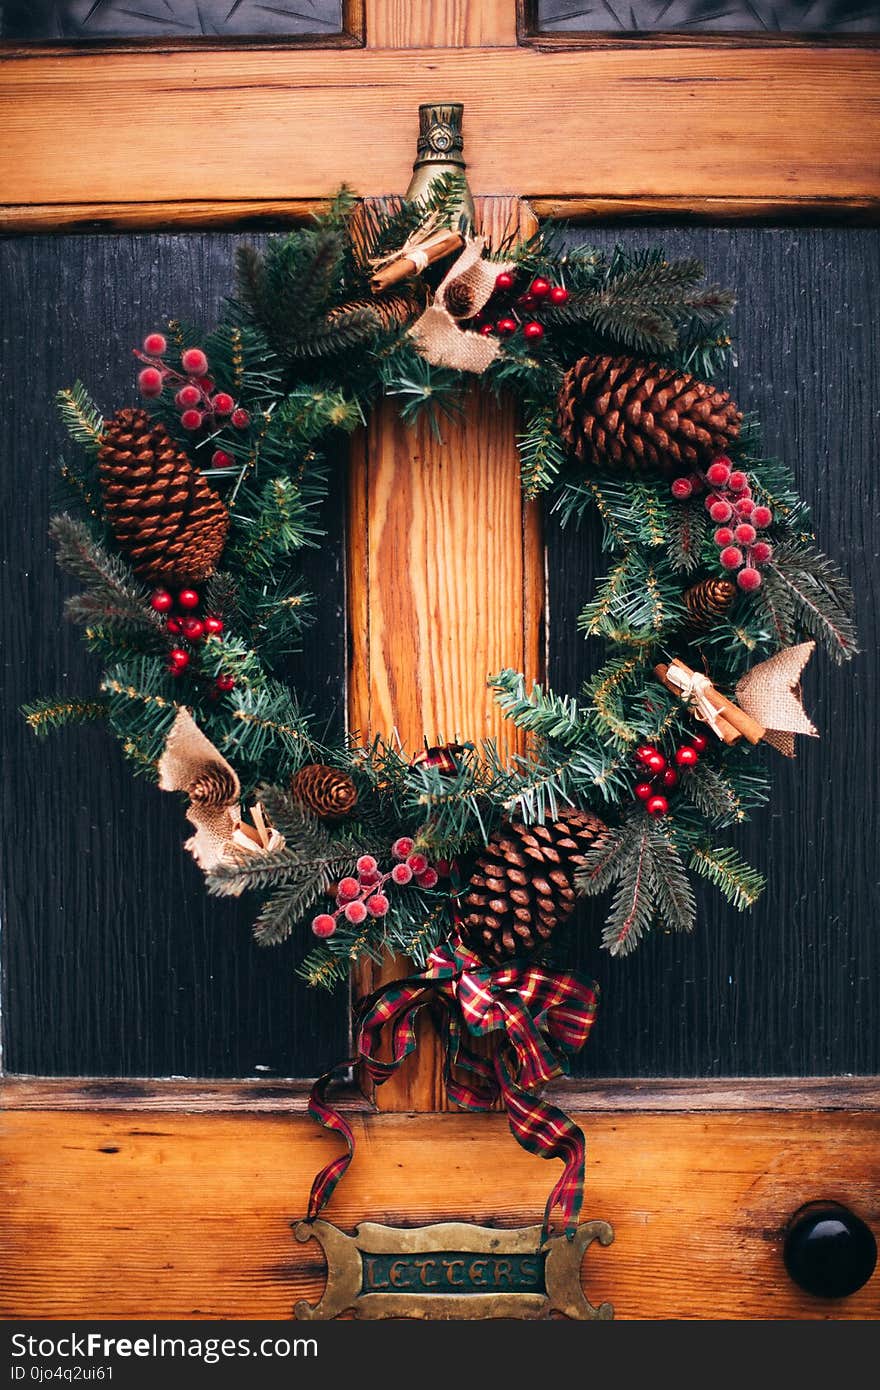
[2,1108,878,1319]
[365,0,517,47]
[1,47,878,222]
[349,198,540,1113]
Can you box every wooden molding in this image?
[1,45,878,229]
[3,1075,877,1113]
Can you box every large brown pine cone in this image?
[326,292,419,332]
[290,763,358,821]
[98,408,229,584]
[683,576,737,631]
[458,810,607,967]
[557,354,742,473]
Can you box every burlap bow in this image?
[157,707,284,876]
[408,236,516,374]
[736,640,818,757]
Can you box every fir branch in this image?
[764,542,858,664]
[56,382,103,453]
[49,515,163,637]
[689,845,766,910]
[491,670,585,747]
[22,696,108,737]
[667,503,709,574]
[681,760,769,828]
[517,400,567,499]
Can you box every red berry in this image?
[706,460,731,486]
[751,541,773,565]
[356,854,378,876]
[727,470,749,492]
[635,744,659,764]
[752,505,773,528]
[391,863,413,886]
[646,795,669,817]
[231,407,250,429]
[177,589,199,610]
[366,894,390,918]
[674,746,699,768]
[495,271,515,292]
[735,498,755,518]
[634,782,654,801]
[168,648,190,669]
[215,674,235,692]
[344,900,367,925]
[709,500,733,523]
[478,323,495,336]
[416,868,439,890]
[311,913,336,938]
[714,527,735,547]
[549,285,569,304]
[737,567,763,591]
[165,616,182,635]
[671,477,693,500]
[359,869,381,887]
[138,366,163,398]
[646,752,667,774]
[181,617,205,641]
[734,523,757,545]
[522,321,544,341]
[720,546,744,570]
[211,449,234,468]
[661,768,679,789]
[496,317,517,336]
[212,392,234,415]
[518,293,536,309]
[150,589,173,613]
[392,837,414,860]
[407,853,429,876]
[690,733,709,753]
[181,347,209,376]
[337,877,360,902]
[530,277,551,298]
[143,332,167,356]
[177,383,201,408]
[203,615,224,635]
[180,409,203,431]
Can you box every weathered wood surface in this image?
[1,46,878,228]
[2,1108,877,1319]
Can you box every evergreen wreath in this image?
[26,183,857,993]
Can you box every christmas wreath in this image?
[26,183,857,1235]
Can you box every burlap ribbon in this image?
[157,707,284,875]
[408,236,516,374]
[736,640,818,757]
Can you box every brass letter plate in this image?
[293,1219,614,1320]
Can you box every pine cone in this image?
[443,279,477,320]
[683,576,736,630]
[291,763,358,821]
[557,354,742,474]
[188,763,238,808]
[98,408,229,584]
[458,810,607,967]
[326,293,418,332]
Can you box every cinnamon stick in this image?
[654,661,765,746]
[370,230,464,295]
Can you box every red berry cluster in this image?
[470,272,569,343]
[632,733,708,817]
[311,837,441,939]
[670,455,773,592]
[135,333,248,466]
[150,586,232,691]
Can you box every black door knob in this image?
[784,1201,877,1299]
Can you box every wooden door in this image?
[2,0,879,1321]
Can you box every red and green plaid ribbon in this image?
[306,937,599,1242]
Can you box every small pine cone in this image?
[98,407,229,584]
[683,576,737,630]
[291,763,358,821]
[188,763,238,808]
[557,354,742,474]
[443,278,477,320]
[458,809,607,967]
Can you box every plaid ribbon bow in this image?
[306,937,599,1243]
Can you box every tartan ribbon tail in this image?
[305,1061,357,1222]
[495,1049,586,1245]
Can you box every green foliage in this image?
[689,845,766,911]
[577,811,696,955]
[22,696,108,737]
[49,515,164,646]
[518,400,567,498]
[762,542,857,664]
